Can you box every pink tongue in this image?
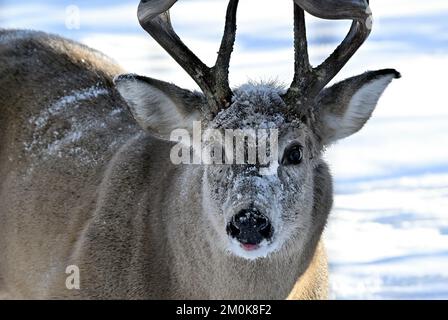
[241,244,259,251]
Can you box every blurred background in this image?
[1,0,447,299]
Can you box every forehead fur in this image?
[202,82,321,158]
[212,82,291,130]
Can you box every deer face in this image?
[116,0,400,260]
[116,70,399,260]
[200,84,317,259]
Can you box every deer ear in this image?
[114,74,202,140]
[314,69,401,145]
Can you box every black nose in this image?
[226,208,273,245]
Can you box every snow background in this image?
[1,0,447,299]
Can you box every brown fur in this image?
[0,30,398,299]
[0,30,328,299]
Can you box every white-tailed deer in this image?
[0,0,399,299]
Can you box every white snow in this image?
[259,160,279,177]
[25,85,109,160]
[2,0,447,299]
[30,85,108,131]
[326,173,448,299]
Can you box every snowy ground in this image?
[1,0,447,299]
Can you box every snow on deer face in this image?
[200,83,319,259]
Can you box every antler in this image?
[284,0,372,107]
[138,0,239,117]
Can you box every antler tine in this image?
[314,17,370,94]
[293,0,370,21]
[137,0,239,116]
[214,0,239,109]
[283,3,312,106]
[284,0,372,108]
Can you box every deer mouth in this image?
[227,236,278,260]
[241,243,260,251]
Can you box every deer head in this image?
[115,0,400,260]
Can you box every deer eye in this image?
[283,145,303,165]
